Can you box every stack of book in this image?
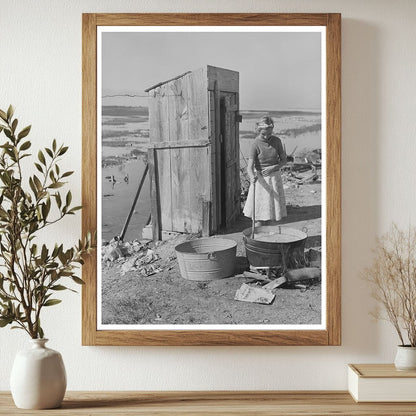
[348,364,416,402]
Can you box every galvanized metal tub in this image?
[175,238,237,281]
[243,226,307,269]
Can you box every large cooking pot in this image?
[242,225,307,270]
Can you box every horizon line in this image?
[101,104,321,113]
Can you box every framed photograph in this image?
[82,13,341,346]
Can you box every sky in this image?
[101,30,322,111]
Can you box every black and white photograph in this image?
[98,27,326,329]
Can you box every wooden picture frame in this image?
[82,13,341,346]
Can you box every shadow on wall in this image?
[341,19,381,354]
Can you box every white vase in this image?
[10,339,67,409]
[394,345,416,371]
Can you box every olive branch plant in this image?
[363,223,416,347]
[0,105,94,339]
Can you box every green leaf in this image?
[58,251,67,265]
[55,192,62,208]
[6,105,14,121]
[51,244,59,258]
[0,109,7,121]
[31,244,38,256]
[38,150,46,165]
[34,162,43,173]
[43,299,62,307]
[29,177,38,196]
[71,276,85,285]
[52,139,57,152]
[69,206,82,213]
[65,191,72,207]
[4,129,12,140]
[45,148,53,158]
[61,171,74,178]
[41,244,48,262]
[41,202,50,220]
[48,182,64,189]
[11,118,18,133]
[0,317,13,327]
[17,125,31,140]
[33,175,42,192]
[19,140,31,151]
[50,285,68,291]
[38,325,44,339]
[58,146,68,156]
[59,271,73,277]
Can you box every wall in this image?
[1,0,416,390]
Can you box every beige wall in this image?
[1,0,415,390]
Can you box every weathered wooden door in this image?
[147,68,210,238]
[219,93,240,228]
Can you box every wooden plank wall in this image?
[207,66,239,93]
[148,68,209,234]
[170,75,190,232]
[224,94,233,227]
[188,68,208,232]
[208,90,217,232]
[230,93,240,225]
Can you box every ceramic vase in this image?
[10,338,67,409]
[394,345,416,371]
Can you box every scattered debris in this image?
[102,238,164,276]
[262,276,287,291]
[101,234,197,278]
[139,264,163,276]
[242,271,272,282]
[294,284,308,291]
[286,267,321,282]
[234,283,275,304]
[102,241,125,262]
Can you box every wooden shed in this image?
[145,65,240,240]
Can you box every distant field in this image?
[279,123,321,137]
[103,116,148,125]
[102,106,148,117]
[241,110,321,119]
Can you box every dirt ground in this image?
[101,180,322,326]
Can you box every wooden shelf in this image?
[2,391,416,415]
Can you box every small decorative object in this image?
[363,224,416,370]
[0,105,94,409]
[10,339,66,409]
[348,364,416,402]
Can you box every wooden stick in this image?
[148,148,161,241]
[119,163,149,241]
[251,181,256,239]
